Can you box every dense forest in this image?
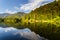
[20,1,60,40]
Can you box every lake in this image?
[0,22,60,40]
[0,23,47,40]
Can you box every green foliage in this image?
[0,18,4,22]
[20,1,60,40]
[4,12,26,23]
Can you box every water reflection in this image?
[0,22,60,40]
[0,27,47,40]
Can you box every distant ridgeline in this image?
[3,12,26,23]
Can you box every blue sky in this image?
[0,0,54,14]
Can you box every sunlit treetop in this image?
[55,0,59,1]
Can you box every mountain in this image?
[21,1,60,40]
[3,12,26,23]
[15,12,26,16]
[21,1,60,22]
[0,13,11,18]
[24,1,60,21]
[5,12,26,18]
[31,1,60,17]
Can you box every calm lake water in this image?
[0,23,47,40]
[0,22,60,40]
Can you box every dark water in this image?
[0,23,47,40]
[0,22,60,40]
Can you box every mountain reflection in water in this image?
[0,27,47,40]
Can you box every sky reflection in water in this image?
[0,27,47,40]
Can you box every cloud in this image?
[20,0,44,10]
[15,0,54,13]
[0,27,47,40]
[5,9,17,14]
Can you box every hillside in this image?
[5,12,26,18]
[0,13,10,18]
[4,12,26,23]
[21,1,60,26]
[30,1,60,19]
[21,1,60,40]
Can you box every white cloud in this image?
[14,6,19,10]
[20,0,44,10]
[15,0,54,13]
[5,9,17,14]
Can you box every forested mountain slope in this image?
[22,1,60,26]
[21,1,60,40]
